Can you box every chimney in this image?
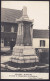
[23,6,27,16]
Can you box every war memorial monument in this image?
[7,7,39,70]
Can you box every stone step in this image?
[11,59,24,63]
[23,56,38,59]
[13,48,35,52]
[11,55,38,60]
[13,54,35,56]
[12,53,36,56]
[11,58,39,63]
[12,52,22,55]
[11,58,35,61]
[13,52,35,55]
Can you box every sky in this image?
[1,1,49,29]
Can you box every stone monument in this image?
[8,7,39,70]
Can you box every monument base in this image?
[10,46,39,63]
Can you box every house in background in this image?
[1,8,22,48]
[33,29,49,49]
[1,8,49,52]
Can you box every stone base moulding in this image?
[10,46,39,64]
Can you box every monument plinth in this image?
[10,7,39,66]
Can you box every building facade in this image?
[33,29,49,49]
[1,8,22,47]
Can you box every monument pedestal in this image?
[10,46,39,63]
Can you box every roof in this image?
[1,8,23,23]
[33,29,49,38]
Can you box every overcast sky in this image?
[1,1,49,29]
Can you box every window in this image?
[11,26,14,32]
[4,38,10,46]
[1,38,4,43]
[40,40,45,47]
[1,25,4,32]
[11,38,14,41]
[1,38,4,47]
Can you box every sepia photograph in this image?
[1,1,49,79]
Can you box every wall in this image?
[1,22,18,47]
[33,38,49,48]
[1,22,18,32]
